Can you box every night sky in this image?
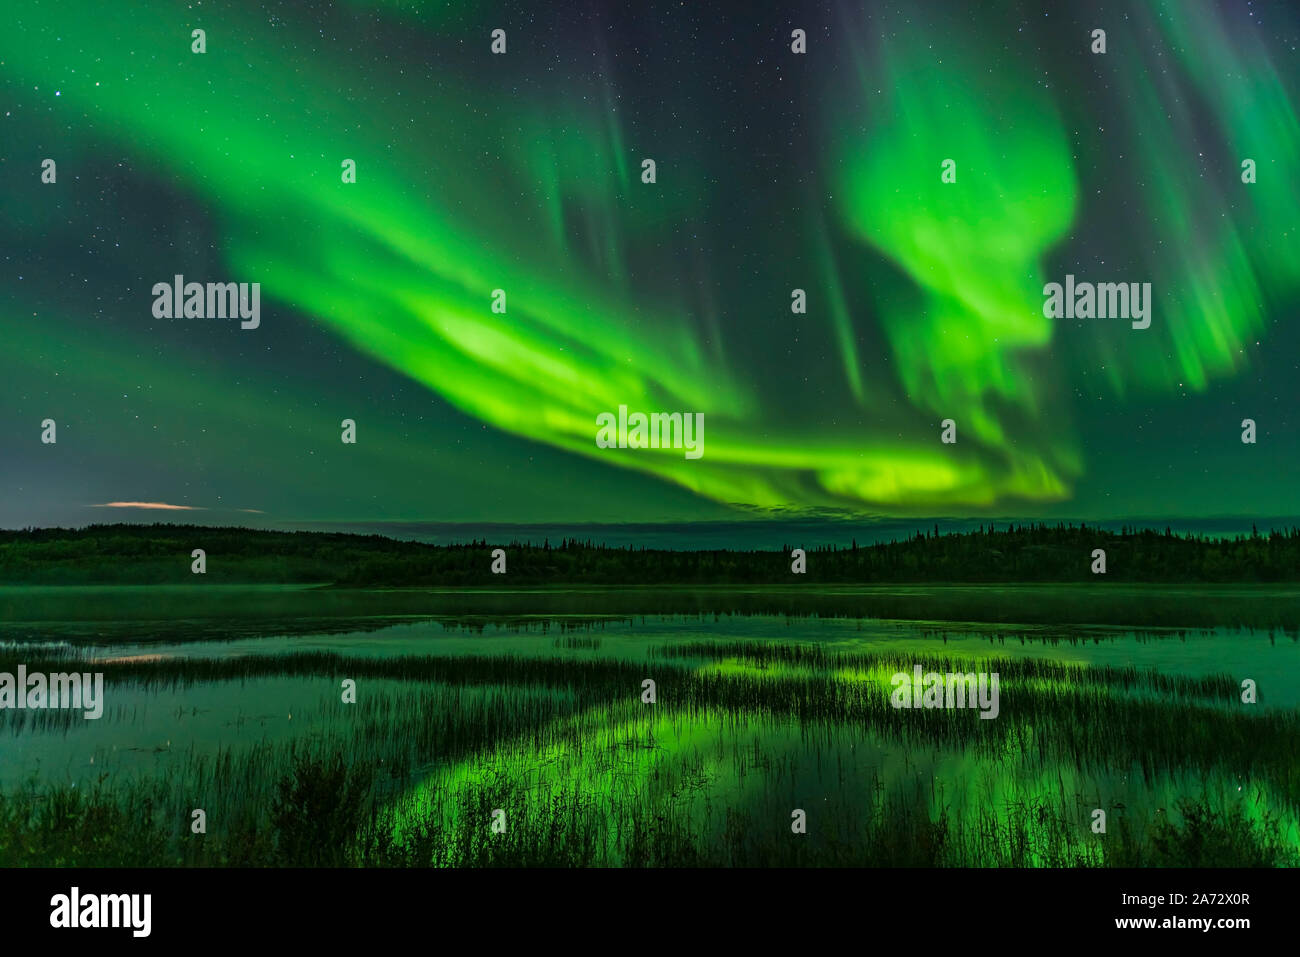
[2,0,1297,534]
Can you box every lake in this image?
[2,585,1297,866]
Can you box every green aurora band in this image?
[2,0,1296,517]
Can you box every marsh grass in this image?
[0,637,1295,867]
[553,635,603,650]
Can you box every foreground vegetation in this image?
[1,640,1294,867]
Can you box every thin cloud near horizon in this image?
[87,502,266,514]
[90,502,204,511]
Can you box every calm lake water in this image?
[3,606,1297,782]
[3,586,1297,866]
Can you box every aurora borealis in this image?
[2,0,1297,530]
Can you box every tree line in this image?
[1,521,1298,585]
